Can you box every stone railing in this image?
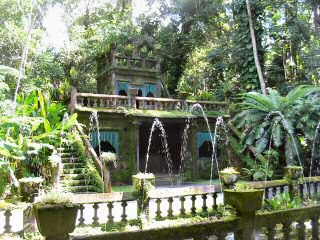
[71,204,320,240]
[76,93,227,113]
[2,177,320,235]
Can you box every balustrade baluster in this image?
[201,194,208,213]
[191,195,197,215]
[311,216,319,239]
[282,221,292,240]
[79,97,84,106]
[4,209,12,233]
[93,98,97,107]
[315,183,319,195]
[280,185,285,193]
[107,202,114,224]
[78,204,85,226]
[265,188,270,200]
[92,203,99,225]
[179,196,186,216]
[121,201,128,222]
[299,184,304,199]
[167,197,174,218]
[297,219,306,240]
[212,193,218,210]
[308,183,312,197]
[272,187,277,197]
[113,98,117,108]
[156,198,162,219]
[266,225,276,240]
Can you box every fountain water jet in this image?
[189,103,223,191]
[89,111,104,192]
[144,118,173,184]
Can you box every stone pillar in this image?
[235,213,256,240]
[133,120,142,172]
[130,88,138,109]
[103,164,112,193]
[190,120,198,180]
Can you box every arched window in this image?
[119,89,127,96]
[146,91,154,97]
[94,140,116,156]
[198,141,213,158]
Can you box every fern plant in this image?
[233,85,320,166]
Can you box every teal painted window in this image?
[145,83,156,97]
[137,86,146,96]
[117,82,129,96]
[197,132,215,159]
[91,131,119,155]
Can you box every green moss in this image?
[76,106,227,119]
[73,137,104,193]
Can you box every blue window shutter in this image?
[145,83,156,96]
[197,132,215,158]
[117,82,129,95]
[91,131,119,155]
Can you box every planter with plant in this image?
[124,44,134,56]
[132,173,155,215]
[19,177,43,202]
[224,183,264,215]
[101,151,117,169]
[220,167,239,188]
[33,190,79,240]
[284,166,303,180]
[140,46,148,58]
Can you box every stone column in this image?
[133,120,142,172]
[103,164,112,193]
[190,120,198,180]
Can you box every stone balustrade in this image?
[2,177,320,236]
[76,93,227,113]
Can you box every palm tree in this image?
[233,85,320,166]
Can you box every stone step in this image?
[63,163,85,169]
[60,179,88,187]
[60,152,78,157]
[61,185,99,193]
[62,167,85,174]
[61,156,80,162]
[61,173,88,180]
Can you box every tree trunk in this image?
[312,0,320,38]
[245,0,267,95]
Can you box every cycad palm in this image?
[233,85,320,166]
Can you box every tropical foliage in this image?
[233,85,320,166]
[0,90,77,184]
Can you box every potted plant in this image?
[33,190,79,240]
[132,173,155,215]
[224,183,264,215]
[19,177,44,202]
[101,151,117,169]
[140,46,148,58]
[284,165,303,180]
[124,44,134,56]
[220,167,239,187]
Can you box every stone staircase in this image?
[59,146,101,193]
